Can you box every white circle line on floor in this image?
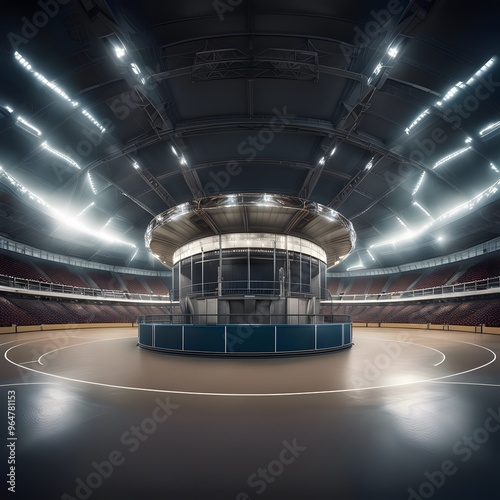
[361,338,446,366]
[2,335,497,397]
[37,336,133,365]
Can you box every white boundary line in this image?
[2,335,497,397]
[431,381,500,387]
[0,382,58,388]
[362,338,446,366]
[37,337,131,365]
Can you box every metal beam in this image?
[56,114,462,195]
[330,155,385,210]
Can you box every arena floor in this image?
[1,327,499,500]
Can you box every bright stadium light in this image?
[0,165,136,249]
[41,141,80,169]
[405,56,495,134]
[433,146,472,169]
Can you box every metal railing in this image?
[0,274,169,301]
[1,271,499,304]
[328,276,500,301]
[137,313,351,325]
[173,280,331,300]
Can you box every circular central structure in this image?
[145,193,356,268]
[141,194,355,356]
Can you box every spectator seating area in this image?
[328,253,500,296]
[0,251,47,282]
[451,254,500,284]
[35,260,90,288]
[122,276,148,294]
[143,277,170,295]
[86,270,123,291]
[0,249,498,328]
[322,299,500,327]
[0,249,169,295]
[0,296,167,327]
[411,264,459,290]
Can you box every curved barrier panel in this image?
[138,322,353,356]
[276,325,315,352]
[226,325,276,353]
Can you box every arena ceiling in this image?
[0,0,499,272]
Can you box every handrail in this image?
[138,313,352,325]
[1,272,499,303]
[172,280,331,300]
[328,276,500,301]
[0,274,169,301]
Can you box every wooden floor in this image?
[1,327,499,499]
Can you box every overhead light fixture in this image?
[364,157,374,171]
[371,178,500,249]
[396,217,409,230]
[170,144,189,167]
[81,109,106,133]
[367,250,376,261]
[102,218,113,230]
[412,201,433,218]
[5,105,13,113]
[87,172,97,194]
[329,147,337,157]
[130,248,139,261]
[490,163,499,173]
[436,82,466,107]
[0,165,136,249]
[347,262,365,271]
[41,141,80,169]
[132,162,141,170]
[433,146,471,169]
[16,116,42,137]
[131,63,141,75]
[479,120,500,138]
[14,51,79,107]
[14,51,108,133]
[466,57,495,85]
[412,171,426,195]
[388,47,398,58]
[77,201,95,216]
[318,156,326,166]
[405,108,431,134]
[406,56,495,134]
[465,137,472,144]
[114,46,126,59]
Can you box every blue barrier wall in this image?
[138,323,353,355]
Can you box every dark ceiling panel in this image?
[0,0,499,271]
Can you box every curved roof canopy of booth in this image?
[146,194,355,267]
